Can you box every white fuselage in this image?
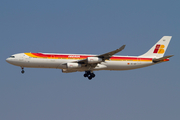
[6,53,160,72]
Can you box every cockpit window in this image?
[10,56,15,58]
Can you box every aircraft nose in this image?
[6,58,11,63]
[6,58,14,64]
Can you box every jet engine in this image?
[67,63,81,68]
[87,57,102,64]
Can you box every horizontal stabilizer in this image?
[153,55,174,63]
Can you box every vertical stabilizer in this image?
[139,36,172,58]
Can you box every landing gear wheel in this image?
[21,70,25,74]
[84,71,96,80]
[88,76,92,80]
[91,73,95,78]
[84,74,88,77]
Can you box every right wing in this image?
[97,45,126,61]
[74,45,126,64]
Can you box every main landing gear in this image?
[84,71,95,80]
[21,67,25,74]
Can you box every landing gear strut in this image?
[84,71,95,80]
[21,67,25,74]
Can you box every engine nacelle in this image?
[87,57,102,64]
[66,63,81,69]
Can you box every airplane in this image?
[6,36,173,80]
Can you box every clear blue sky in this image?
[1,0,180,120]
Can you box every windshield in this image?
[9,56,15,58]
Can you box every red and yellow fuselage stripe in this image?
[25,53,169,62]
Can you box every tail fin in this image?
[139,36,172,58]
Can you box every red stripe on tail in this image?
[153,44,161,53]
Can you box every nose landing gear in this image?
[21,67,25,74]
[84,71,96,80]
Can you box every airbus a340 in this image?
[6,36,173,80]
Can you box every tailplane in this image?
[152,55,174,63]
[139,36,172,58]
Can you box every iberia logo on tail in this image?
[153,44,165,54]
